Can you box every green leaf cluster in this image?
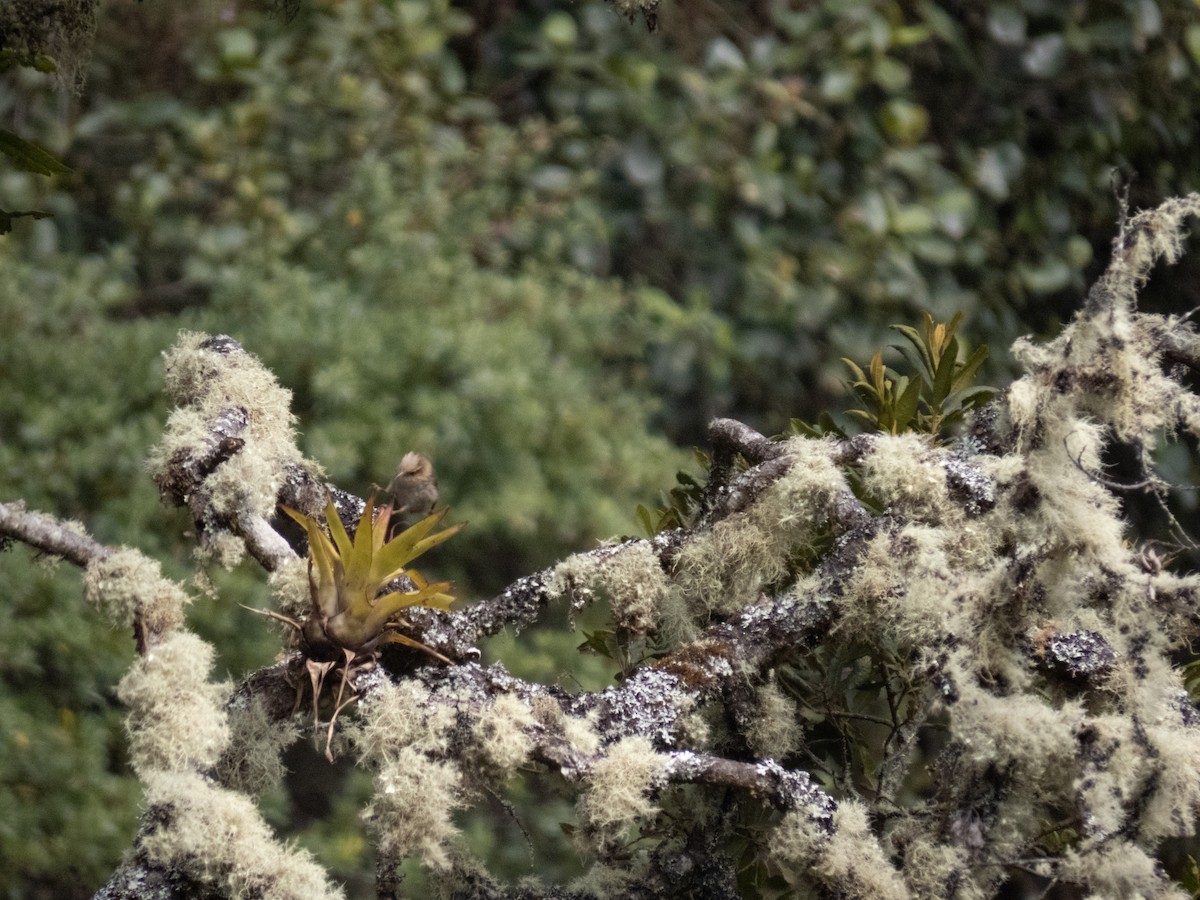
[635,449,710,536]
[776,638,918,795]
[789,311,993,441]
[9,0,1199,440]
[844,311,994,437]
[485,0,1200,431]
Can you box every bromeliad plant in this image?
[281,496,462,657]
[257,496,463,758]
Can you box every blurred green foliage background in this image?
[2,0,1200,896]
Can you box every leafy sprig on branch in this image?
[843,311,993,437]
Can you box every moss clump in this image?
[818,803,909,899]
[890,837,976,900]
[992,418,1125,562]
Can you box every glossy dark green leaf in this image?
[577,630,615,658]
[790,417,821,438]
[842,357,868,386]
[0,130,71,176]
[955,385,997,409]
[890,341,932,387]
[931,336,959,404]
[635,504,656,537]
[891,323,934,376]
[817,412,847,439]
[894,375,922,431]
[951,344,990,395]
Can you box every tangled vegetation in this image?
[5,1,1200,896]
[3,195,1200,898]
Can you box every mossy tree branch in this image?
[10,196,1200,898]
[0,503,340,897]
[0,500,112,566]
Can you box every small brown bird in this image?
[382,452,439,531]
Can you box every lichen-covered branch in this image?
[0,500,112,566]
[147,332,326,571]
[237,509,299,573]
[340,193,1200,899]
[0,501,341,899]
[340,660,887,900]
[10,196,1200,898]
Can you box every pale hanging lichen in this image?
[857,432,952,520]
[560,709,603,757]
[350,676,456,762]
[577,735,669,851]
[84,547,189,635]
[218,693,301,797]
[673,437,846,616]
[1057,840,1190,900]
[471,692,536,777]
[117,630,231,776]
[266,554,312,625]
[351,678,465,870]
[745,675,804,761]
[139,770,344,900]
[75,506,333,895]
[147,331,315,567]
[551,541,674,636]
[366,748,465,871]
[766,801,909,899]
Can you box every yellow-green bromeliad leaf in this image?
[281,498,464,654]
